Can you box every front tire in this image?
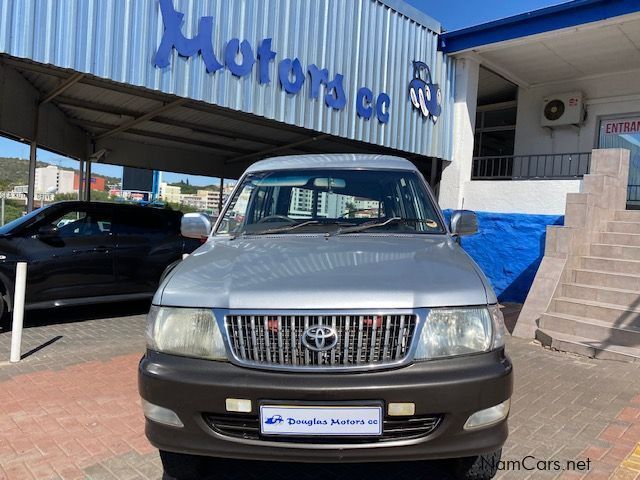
[453,449,502,480]
[159,450,208,480]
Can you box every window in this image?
[475,106,517,157]
[47,209,111,237]
[114,208,168,236]
[216,169,443,236]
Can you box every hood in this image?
[157,234,495,309]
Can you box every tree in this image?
[0,199,25,225]
[54,191,114,202]
[344,201,357,218]
[166,202,199,214]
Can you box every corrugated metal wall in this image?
[0,0,455,160]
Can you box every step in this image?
[539,311,640,348]
[581,256,640,275]
[600,232,640,247]
[591,243,640,261]
[551,297,640,325]
[615,210,640,222]
[562,283,640,307]
[536,329,640,362]
[606,221,640,234]
[573,268,640,290]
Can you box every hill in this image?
[168,181,219,195]
[0,157,118,191]
[0,157,49,189]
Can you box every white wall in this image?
[439,57,479,210]
[444,69,640,216]
[515,69,640,155]
[459,179,582,215]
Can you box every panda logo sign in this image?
[409,61,442,123]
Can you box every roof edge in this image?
[378,0,441,33]
[245,154,418,173]
[439,0,640,53]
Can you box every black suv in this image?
[0,201,200,323]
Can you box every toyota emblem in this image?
[301,325,338,352]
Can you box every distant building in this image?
[196,189,220,211]
[121,190,151,202]
[34,165,75,194]
[159,182,181,203]
[289,188,354,218]
[74,173,106,192]
[178,188,221,212]
[179,193,208,210]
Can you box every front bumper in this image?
[139,348,513,463]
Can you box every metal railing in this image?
[472,152,591,180]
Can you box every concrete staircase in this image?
[536,209,640,362]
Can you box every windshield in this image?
[215,169,444,236]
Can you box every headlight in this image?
[415,305,504,360]
[146,306,227,361]
[489,304,506,349]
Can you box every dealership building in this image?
[0,0,639,357]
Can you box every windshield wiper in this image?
[332,217,438,236]
[235,220,356,238]
[253,220,326,235]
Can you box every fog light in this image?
[141,399,183,427]
[226,398,252,413]
[388,402,415,416]
[464,399,510,430]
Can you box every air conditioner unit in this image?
[541,91,584,127]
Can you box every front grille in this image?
[203,413,442,443]
[225,313,417,369]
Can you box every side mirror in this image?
[181,213,212,239]
[37,224,59,239]
[450,210,478,237]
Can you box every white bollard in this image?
[9,262,27,363]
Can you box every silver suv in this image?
[139,154,512,480]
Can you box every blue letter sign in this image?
[154,0,223,73]
[154,0,404,124]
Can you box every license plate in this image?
[260,405,382,436]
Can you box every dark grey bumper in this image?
[138,348,513,463]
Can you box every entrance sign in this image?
[154,0,391,123]
[601,117,640,135]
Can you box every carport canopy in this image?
[0,55,439,210]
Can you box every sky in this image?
[0,0,572,187]
[0,136,218,187]
[405,0,571,31]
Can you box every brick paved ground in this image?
[0,304,638,480]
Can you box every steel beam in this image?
[70,119,249,156]
[40,72,84,105]
[55,96,309,149]
[95,98,189,141]
[226,134,330,164]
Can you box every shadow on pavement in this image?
[0,299,151,333]
[20,334,63,359]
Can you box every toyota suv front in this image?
[138,154,513,480]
